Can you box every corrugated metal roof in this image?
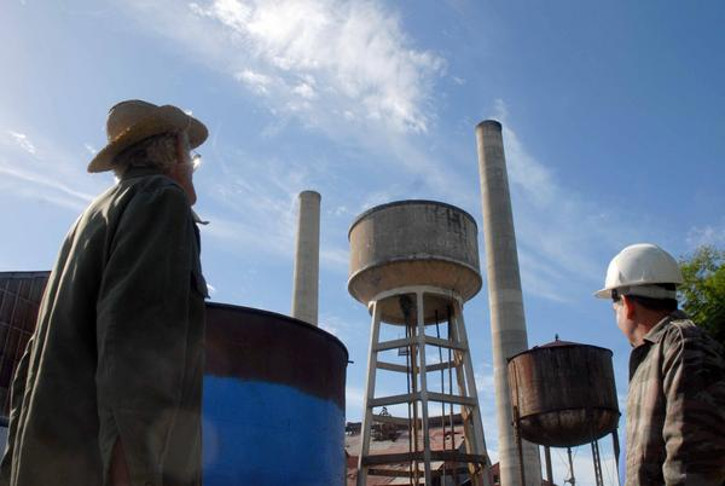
[345,424,470,486]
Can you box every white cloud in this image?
[124,0,445,134]
[84,143,97,155]
[8,131,37,155]
[292,82,316,100]
[235,69,273,94]
[686,222,725,248]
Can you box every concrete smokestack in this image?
[292,190,321,326]
[475,120,541,486]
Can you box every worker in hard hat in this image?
[0,100,209,486]
[596,243,725,486]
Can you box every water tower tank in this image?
[507,340,620,448]
[348,200,489,486]
[348,200,482,323]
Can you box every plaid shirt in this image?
[626,310,725,486]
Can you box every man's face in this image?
[613,297,636,346]
[171,132,197,205]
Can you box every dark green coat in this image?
[0,168,207,486]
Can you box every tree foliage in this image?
[678,245,725,348]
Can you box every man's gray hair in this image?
[111,133,181,177]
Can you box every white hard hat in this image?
[594,243,683,299]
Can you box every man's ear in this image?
[622,295,637,320]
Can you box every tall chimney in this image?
[475,121,541,486]
[291,190,321,326]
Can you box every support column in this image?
[291,190,321,325]
[475,120,541,486]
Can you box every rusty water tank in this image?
[0,271,50,418]
[507,340,619,447]
[348,200,481,323]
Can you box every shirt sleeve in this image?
[661,326,725,486]
[95,184,197,486]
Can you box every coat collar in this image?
[119,166,166,181]
[119,167,209,225]
[642,309,690,344]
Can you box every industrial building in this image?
[0,121,620,485]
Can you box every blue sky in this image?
[2,1,724,484]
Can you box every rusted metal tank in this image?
[203,303,348,485]
[0,271,50,418]
[0,272,349,484]
[348,200,481,324]
[507,340,620,447]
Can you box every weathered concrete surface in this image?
[476,120,542,486]
[292,190,321,326]
[348,200,482,323]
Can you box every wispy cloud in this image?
[0,165,95,210]
[0,125,111,213]
[235,69,273,94]
[491,100,644,301]
[8,131,37,155]
[200,145,327,265]
[318,312,358,339]
[0,129,101,211]
[686,221,725,248]
[122,0,445,134]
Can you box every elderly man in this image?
[595,243,725,486]
[0,100,209,486]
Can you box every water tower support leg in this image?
[454,303,486,486]
[544,446,553,485]
[612,430,622,486]
[592,439,603,486]
[513,406,527,486]
[415,291,433,485]
[357,301,382,486]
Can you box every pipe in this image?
[291,190,321,326]
[475,120,541,486]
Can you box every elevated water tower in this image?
[349,200,489,486]
[508,340,621,486]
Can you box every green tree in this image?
[679,245,725,348]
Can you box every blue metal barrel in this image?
[203,302,348,485]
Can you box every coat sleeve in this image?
[95,184,198,486]
[0,336,33,485]
[661,326,725,486]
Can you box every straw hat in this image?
[88,99,208,173]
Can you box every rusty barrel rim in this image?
[507,342,613,363]
[206,301,349,361]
